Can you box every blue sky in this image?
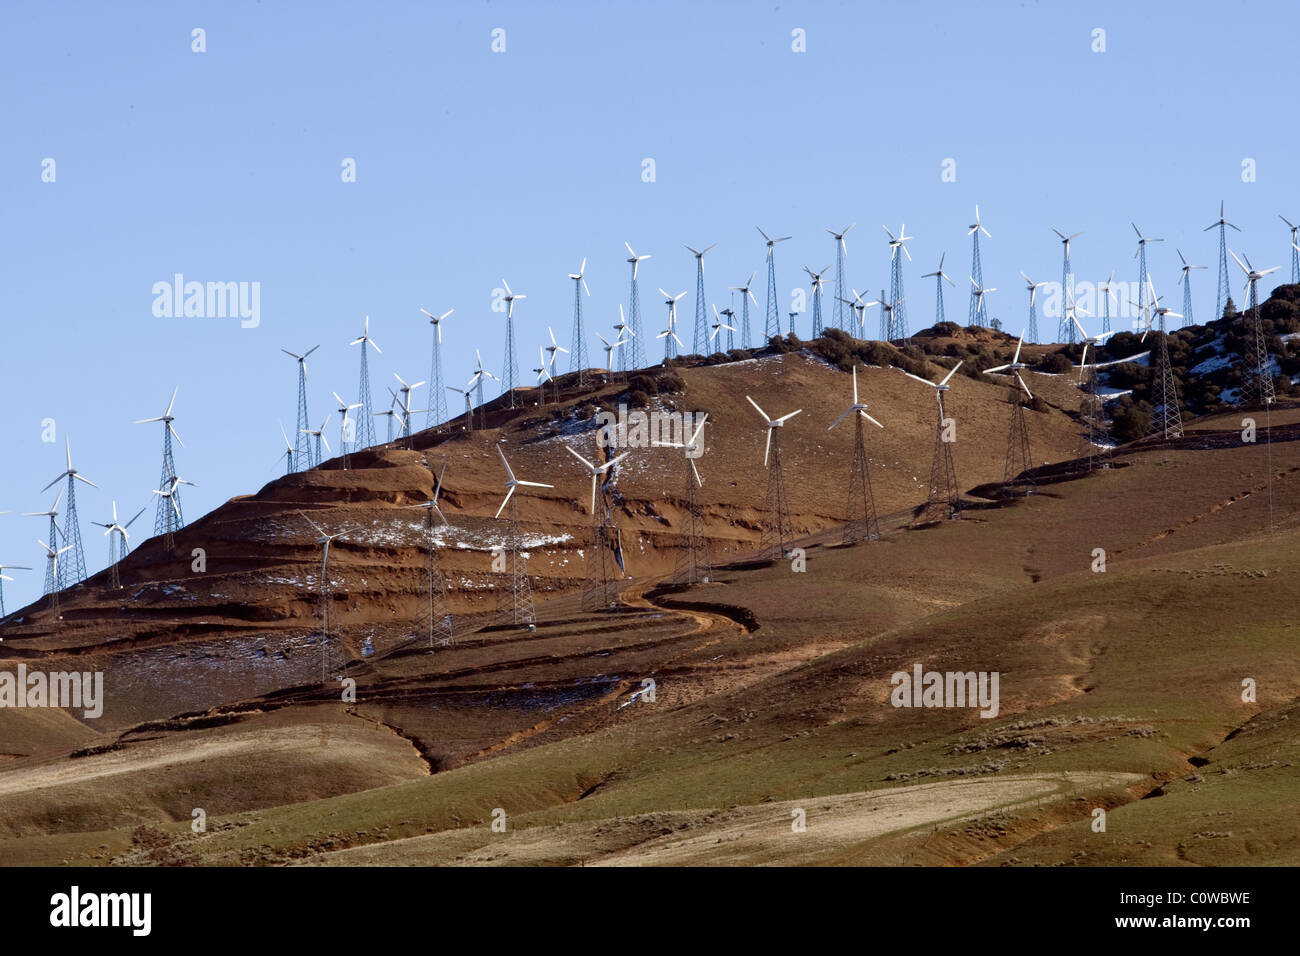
[1,0,1297,609]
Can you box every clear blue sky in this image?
[2,0,1296,610]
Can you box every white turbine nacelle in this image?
[827,367,885,431]
[746,396,802,467]
[494,445,554,519]
[729,271,759,307]
[652,413,708,488]
[923,253,956,288]
[757,226,792,258]
[625,242,652,279]
[420,307,454,343]
[883,223,913,262]
[565,445,632,514]
[983,331,1033,399]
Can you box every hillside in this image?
[2,314,1299,867]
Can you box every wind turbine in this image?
[333,391,364,466]
[1130,276,1184,440]
[728,272,759,348]
[36,541,72,614]
[374,394,400,444]
[493,446,553,627]
[1097,268,1118,335]
[500,278,528,404]
[301,414,332,468]
[652,413,710,583]
[922,253,956,328]
[0,563,32,617]
[718,304,738,351]
[349,316,382,449]
[1019,271,1047,343]
[1229,249,1280,407]
[278,422,295,474]
[134,387,186,537]
[1132,223,1164,323]
[685,243,718,355]
[658,288,687,360]
[1175,250,1207,329]
[969,277,996,324]
[92,501,145,590]
[533,347,553,405]
[883,224,913,339]
[281,345,319,472]
[826,222,856,331]
[967,206,992,327]
[613,304,636,360]
[827,366,884,544]
[757,226,792,340]
[465,351,498,429]
[24,490,64,594]
[410,464,454,646]
[651,413,708,490]
[543,325,568,374]
[1280,215,1300,284]
[393,373,425,439]
[837,289,879,337]
[746,396,801,559]
[41,436,96,585]
[595,333,624,376]
[1070,312,1115,472]
[802,264,834,338]
[710,304,736,346]
[565,444,631,517]
[446,385,474,433]
[984,332,1036,494]
[1052,228,1084,342]
[901,360,964,522]
[494,445,554,520]
[623,242,652,370]
[420,307,454,429]
[1204,201,1240,320]
[566,260,591,384]
[298,511,357,682]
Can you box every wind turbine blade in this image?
[938,361,964,387]
[688,413,708,446]
[746,395,769,420]
[516,480,553,489]
[862,411,884,429]
[689,458,703,488]
[496,445,516,482]
[827,407,854,430]
[775,409,802,423]
[763,428,772,468]
[494,487,514,520]
[565,445,595,470]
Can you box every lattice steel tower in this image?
[967,207,991,327]
[758,227,791,341]
[564,264,589,384]
[349,317,381,450]
[685,243,716,356]
[1204,201,1239,320]
[884,224,912,339]
[1052,229,1083,343]
[624,243,651,370]
[827,223,855,331]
